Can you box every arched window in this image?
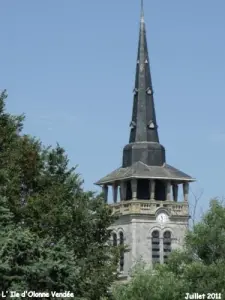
[151,230,160,265]
[112,233,117,246]
[163,231,172,263]
[119,232,124,272]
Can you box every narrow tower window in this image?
[119,232,124,272]
[112,233,117,246]
[163,231,172,263]
[151,230,160,265]
[137,179,150,199]
[155,180,166,201]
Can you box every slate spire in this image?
[129,0,159,144]
[122,0,165,167]
[95,1,195,186]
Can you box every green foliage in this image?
[0,91,118,299]
[113,263,188,300]
[186,199,225,264]
[113,199,225,300]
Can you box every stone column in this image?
[183,182,189,202]
[131,179,137,200]
[102,185,108,203]
[166,181,171,201]
[119,186,122,202]
[172,184,178,202]
[112,183,118,203]
[120,181,127,201]
[150,180,155,200]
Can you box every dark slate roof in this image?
[95,4,196,186]
[122,6,166,168]
[95,161,195,185]
[129,5,159,144]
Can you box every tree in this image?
[0,90,119,299]
[21,147,119,299]
[186,199,225,264]
[112,199,225,300]
[0,195,80,295]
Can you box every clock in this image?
[156,213,168,224]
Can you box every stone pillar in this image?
[150,180,155,200]
[131,179,137,200]
[120,181,127,201]
[102,185,108,203]
[183,182,189,202]
[166,181,171,201]
[172,184,178,202]
[112,183,118,203]
[119,186,122,202]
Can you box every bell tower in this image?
[95,1,195,278]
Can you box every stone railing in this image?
[111,200,189,217]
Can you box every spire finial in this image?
[141,0,144,23]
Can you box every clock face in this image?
[157,213,168,224]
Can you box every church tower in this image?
[95,1,195,278]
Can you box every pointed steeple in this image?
[122,1,165,167]
[95,1,195,187]
[129,0,158,144]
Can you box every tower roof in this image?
[129,0,158,144]
[95,2,195,185]
[122,0,165,168]
[95,162,195,185]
